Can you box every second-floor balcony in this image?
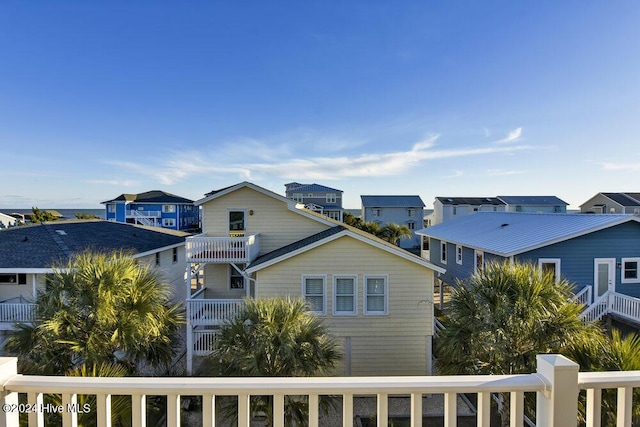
[0,300,36,330]
[186,233,260,264]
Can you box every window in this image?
[230,265,246,290]
[364,276,388,315]
[172,248,178,263]
[553,206,562,213]
[163,218,176,227]
[475,250,485,273]
[303,276,326,314]
[334,276,356,315]
[456,245,463,265]
[422,236,430,251]
[440,242,447,264]
[622,258,640,284]
[327,211,341,221]
[326,194,337,203]
[453,207,457,215]
[515,206,523,212]
[107,204,115,213]
[372,209,382,217]
[407,209,416,217]
[155,253,160,266]
[538,258,561,283]
[0,273,27,285]
[162,204,176,213]
[407,221,416,230]
[293,193,303,202]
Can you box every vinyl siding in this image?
[137,247,187,303]
[517,221,640,296]
[200,187,331,255]
[254,235,434,376]
[203,263,247,299]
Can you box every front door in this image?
[594,258,615,298]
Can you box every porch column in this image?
[32,273,37,299]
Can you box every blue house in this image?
[102,190,199,231]
[361,195,425,251]
[416,212,640,321]
[284,182,344,221]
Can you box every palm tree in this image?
[435,261,600,426]
[206,297,341,426]
[359,221,381,236]
[378,223,413,245]
[6,250,184,376]
[564,329,640,425]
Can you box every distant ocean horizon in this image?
[0,208,105,219]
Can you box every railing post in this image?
[536,354,579,427]
[0,358,18,427]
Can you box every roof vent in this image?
[55,230,67,235]
[500,223,509,228]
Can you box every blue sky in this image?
[1,2,639,210]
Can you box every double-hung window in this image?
[364,275,388,315]
[303,276,326,314]
[440,242,447,264]
[334,276,357,315]
[622,258,640,284]
[456,245,463,265]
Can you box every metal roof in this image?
[435,197,504,206]
[361,195,425,208]
[497,196,568,205]
[0,220,187,269]
[416,212,640,257]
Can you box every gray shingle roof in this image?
[286,183,343,193]
[601,193,640,207]
[417,212,640,257]
[102,190,194,204]
[435,197,504,206]
[361,195,425,208]
[497,196,568,205]
[248,226,347,270]
[0,220,188,269]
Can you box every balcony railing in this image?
[1,355,638,427]
[187,299,245,326]
[125,210,161,218]
[0,303,36,325]
[186,234,260,263]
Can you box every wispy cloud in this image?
[105,131,531,184]
[487,169,527,176]
[494,127,522,144]
[598,162,640,171]
[87,179,141,187]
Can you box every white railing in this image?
[186,234,260,263]
[0,303,36,324]
[572,286,592,307]
[126,209,161,218]
[193,329,219,356]
[434,317,445,337]
[610,292,640,324]
[3,355,621,427]
[580,293,610,322]
[188,299,245,325]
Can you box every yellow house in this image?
[185,182,445,376]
